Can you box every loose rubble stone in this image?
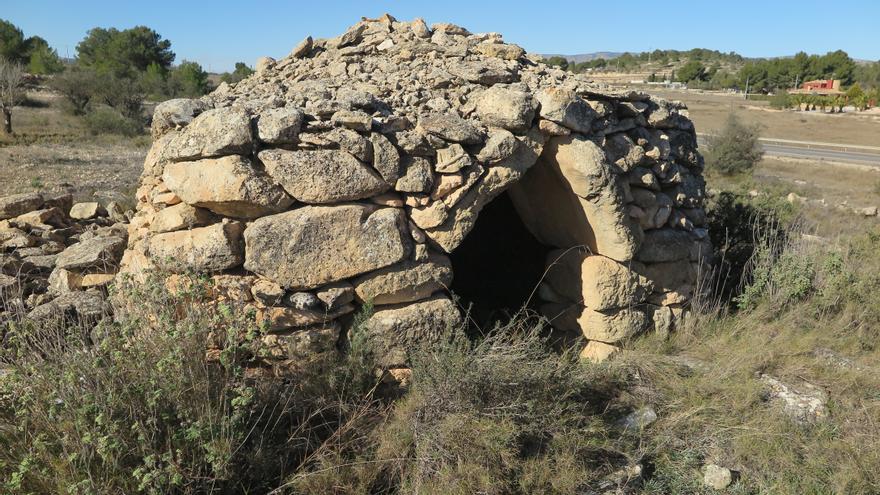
[761,374,828,423]
[0,193,44,220]
[395,156,434,193]
[316,282,355,310]
[69,202,106,220]
[257,304,353,331]
[619,406,658,430]
[370,132,402,183]
[279,322,341,357]
[703,464,733,490]
[580,340,620,362]
[417,114,484,144]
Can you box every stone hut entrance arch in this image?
[447,190,551,330]
[121,15,710,367]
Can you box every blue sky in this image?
[5,0,879,72]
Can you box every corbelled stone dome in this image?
[122,14,709,365]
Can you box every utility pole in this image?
[794,74,799,90]
[744,75,750,100]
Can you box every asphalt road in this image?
[696,134,880,167]
[760,143,880,166]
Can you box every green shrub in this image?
[769,90,791,109]
[707,191,794,305]
[50,67,99,115]
[704,113,764,176]
[83,107,144,137]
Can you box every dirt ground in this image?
[0,92,148,203]
[652,88,880,146]
[0,141,146,202]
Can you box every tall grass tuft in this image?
[0,273,385,495]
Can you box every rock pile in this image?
[121,15,709,366]
[0,192,129,324]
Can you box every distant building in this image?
[789,79,842,95]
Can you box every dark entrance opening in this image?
[448,191,553,331]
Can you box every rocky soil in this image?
[0,192,131,329]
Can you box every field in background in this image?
[0,90,148,199]
[652,89,880,146]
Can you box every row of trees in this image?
[0,19,256,136]
[0,19,63,74]
[547,47,880,95]
[769,84,880,111]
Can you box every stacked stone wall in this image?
[121,14,709,366]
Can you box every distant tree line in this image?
[546,47,880,97]
[0,18,256,136]
[0,19,63,75]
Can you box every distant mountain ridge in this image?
[540,52,624,63]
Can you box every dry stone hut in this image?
[121,15,710,365]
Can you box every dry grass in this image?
[622,224,880,494]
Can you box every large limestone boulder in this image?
[474,86,537,133]
[545,251,652,311]
[417,114,484,144]
[363,294,462,366]
[636,229,694,263]
[256,304,354,332]
[148,221,245,272]
[511,134,641,262]
[150,203,216,233]
[353,253,453,305]
[163,107,254,161]
[535,88,597,134]
[580,340,620,363]
[0,193,43,220]
[151,98,213,139]
[576,256,655,310]
[27,290,107,323]
[162,155,294,219]
[259,149,388,203]
[255,107,304,144]
[56,236,126,271]
[578,307,650,343]
[243,204,411,290]
[69,202,106,220]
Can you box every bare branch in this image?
[0,59,26,110]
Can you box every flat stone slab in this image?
[244,204,411,290]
